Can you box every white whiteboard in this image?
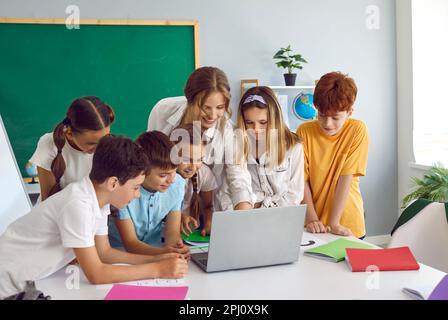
[0,114,31,235]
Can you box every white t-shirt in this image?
[0,176,110,298]
[247,143,305,208]
[182,164,218,214]
[219,143,305,210]
[30,132,93,190]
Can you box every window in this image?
[412,0,448,168]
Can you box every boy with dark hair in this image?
[0,135,188,299]
[109,131,190,257]
[297,72,369,239]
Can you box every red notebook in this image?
[345,247,420,272]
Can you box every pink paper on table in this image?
[104,284,188,300]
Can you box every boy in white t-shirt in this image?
[0,136,188,299]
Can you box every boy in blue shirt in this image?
[109,131,190,257]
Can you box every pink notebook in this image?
[104,284,188,300]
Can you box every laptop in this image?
[191,205,306,272]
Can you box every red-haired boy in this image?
[297,72,369,238]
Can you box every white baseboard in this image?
[364,234,391,246]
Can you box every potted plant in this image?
[401,165,448,208]
[273,45,308,86]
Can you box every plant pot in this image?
[284,73,297,86]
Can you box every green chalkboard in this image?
[0,20,198,176]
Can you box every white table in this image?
[35,232,446,300]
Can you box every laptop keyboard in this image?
[193,252,209,268]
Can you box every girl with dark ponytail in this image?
[30,96,115,200]
[170,123,217,236]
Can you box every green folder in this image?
[304,238,374,263]
[181,230,210,243]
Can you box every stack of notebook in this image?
[304,238,421,274]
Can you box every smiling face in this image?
[66,126,111,154]
[176,144,204,179]
[243,107,268,141]
[317,110,352,136]
[143,166,177,193]
[109,173,145,209]
[198,91,227,129]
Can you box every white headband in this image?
[243,94,266,105]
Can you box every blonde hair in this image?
[236,86,301,169]
[180,66,231,132]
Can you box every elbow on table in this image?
[83,265,108,285]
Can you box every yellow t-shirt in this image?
[297,119,369,238]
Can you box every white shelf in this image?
[268,85,315,89]
[24,182,40,195]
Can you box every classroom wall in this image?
[0,0,398,236]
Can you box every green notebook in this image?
[181,230,210,243]
[304,238,374,263]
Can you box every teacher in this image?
[147,66,254,211]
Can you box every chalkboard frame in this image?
[0,17,200,68]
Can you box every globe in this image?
[25,161,38,184]
[293,93,316,121]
